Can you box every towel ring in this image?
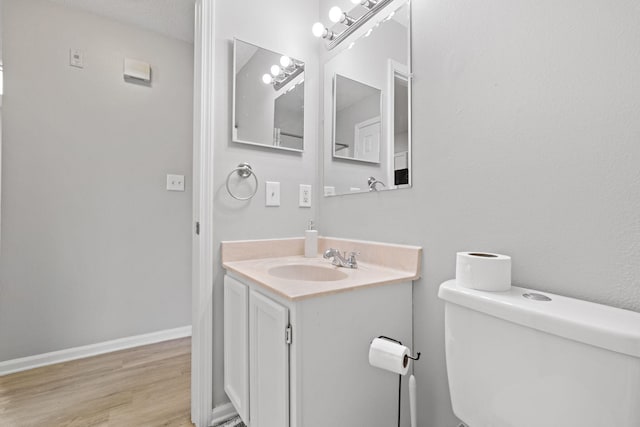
[226,162,259,201]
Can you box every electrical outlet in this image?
[265,181,280,206]
[166,174,185,191]
[299,184,312,208]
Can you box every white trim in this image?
[209,403,238,426]
[192,1,215,426]
[0,326,192,377]
[386,59,409,188]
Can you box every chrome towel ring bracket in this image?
[226,162,259,201]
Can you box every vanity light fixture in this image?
[261,60,305,91]
[313,0,396,50]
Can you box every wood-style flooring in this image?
[0,337,194,426]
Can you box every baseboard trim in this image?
[209,403,238,426]
[0,325,192,376]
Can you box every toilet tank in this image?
[438,280,640,427]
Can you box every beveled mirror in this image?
[233,39,305,152]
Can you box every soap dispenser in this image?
[305,220,318,258]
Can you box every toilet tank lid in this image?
[438,280,640,358]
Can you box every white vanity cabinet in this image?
[248,289,289,427]
[223,272,413,427]
[224,275,289,427]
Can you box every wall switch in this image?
[69,48,84,68]
[265,181,280,206]
[324,186,336,197]
[299,184,312,208]
[166,174,185,191]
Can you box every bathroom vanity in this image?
[221,237,421,427]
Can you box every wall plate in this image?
[299,184,311,207]
[265,181,280,206]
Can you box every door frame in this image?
[386,59,410,189]
[192,0,215,426]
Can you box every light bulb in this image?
[270,65,281,76]
[262,74,273,84]
[312,22,326,38]
[280,56,292,68]
[329,6,344,23]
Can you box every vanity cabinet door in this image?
[249,290,290,427]
[224,275,249,423]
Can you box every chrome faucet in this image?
[368,176,386,191]
[323,248,359,269]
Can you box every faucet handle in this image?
[347,251,360,266]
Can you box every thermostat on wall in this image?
[124,58,151,85]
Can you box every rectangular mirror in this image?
[333,74,382,163]
[323,0,411,196]
[233,39,305,152]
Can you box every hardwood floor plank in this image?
[0,337,193,426]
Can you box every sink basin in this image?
[267,264,349,282]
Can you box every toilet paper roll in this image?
[368,337,410,376]
[456,252,511,291]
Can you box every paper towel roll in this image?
[369,337,410,375]
[456,252,511,291]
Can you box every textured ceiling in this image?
[48,0,196,43]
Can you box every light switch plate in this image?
[299,184,312,208]
[167,174,185,191]
[265,181,280,206]
[324,186,336,197]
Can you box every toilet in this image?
[438,280,640,427]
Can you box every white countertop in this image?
[223,255,419,301]
[221,237,422,301]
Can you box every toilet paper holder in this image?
[372,336,421,427]
[377,335,421,364]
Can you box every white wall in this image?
[274,82,305,150]
[235,47,278,145]
[335,91,380,157]
[0,0,193,361]
[212,0,320,408]
[320,0,640,426]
